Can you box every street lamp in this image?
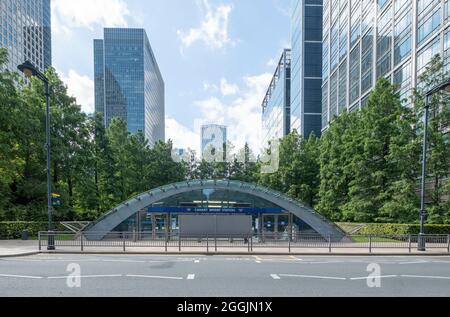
[18,61,55,251]
[418,78,450,251]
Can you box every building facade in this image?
[322,0,450,130]
[201,124,227,159]
[261,49,291,150]
[291,0,323,138]
[94,28,165,146]
[0,0,51,72]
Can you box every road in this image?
[0,254,450,297]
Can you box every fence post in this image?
[288,235,291,253]
[328,235,332,253]
[247,235,250,253]
[38,232,41,251]
[123,234,126,252]
[447,235,450,254]
[80,234,84,252]
[369,235,372,254]
[409,235,412,253]
[179,234,181,252]
[207,235,209,253]
[251,235,253,252]
[215,235,217,253]
[165,231,168,253]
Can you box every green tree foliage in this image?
[259,131,320,207]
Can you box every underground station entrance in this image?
[112,188,316,240]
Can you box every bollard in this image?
[80,234,84,252]
[409,235,412,253]
[447,235,450,254]
[38,232,41,251]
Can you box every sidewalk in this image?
[2,240,450,257]
[0,240,40,257]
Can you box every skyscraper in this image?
[94,28,165,146]
[290,0,323,138]
[261,49,291,149]
[201,124,227,159]
[322,0,450,131]
[0,0,51,72]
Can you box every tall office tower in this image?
[201,124,227,159]
[261,49,291,150]
[322,0,450,131]
[0,0,52,72]
[291,0,323,138]
[94,28,165,146]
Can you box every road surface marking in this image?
[398,261,428,265]
[271,274,281,280]
[101,259,146,263]
[350,275,397,280]
[401,275,450,280]
[0,274,43,279]
[187,274,195,280]
[290,256,302,261]
[47,274,122,279]
[279,274,346,280]
[194,260,200,263]
[126,274,184,280]
[253,256,262,263]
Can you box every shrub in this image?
[0,222,65,239]
[357,223,450,235]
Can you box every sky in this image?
[51,0,291,154]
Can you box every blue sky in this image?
[52,0,291,153]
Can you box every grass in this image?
[351,236,401,243]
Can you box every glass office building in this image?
[322,0,450,130]
[261,49,291,150]
[94,28,165,146]
[201,124,227,159]
[291,0,323,138]
[0,0,51,72]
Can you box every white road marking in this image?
[255,260,262,264]
[398,261,428,265]
[350,275,397,280]
[0,274,43,279]
[101,259,146,263]
[187,274,195,280]
[126,274,184,280]
[279,274,347,280]
[47,274,122,279]
[290,256,302,261]
[401,275,450,280]
[271,274,281,280]
[194,260,200,263]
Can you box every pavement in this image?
[0,241,39,257]
[1,254,450,296]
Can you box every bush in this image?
[0,222,66,239]
[357,223,450,235]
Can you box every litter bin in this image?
[21,230,29,241]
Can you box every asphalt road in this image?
[0,254,450,297]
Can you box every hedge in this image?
[357,223,450,235]
[0,222,66,240]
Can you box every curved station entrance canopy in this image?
[83,180,345,241]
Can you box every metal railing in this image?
[38,231,450,254]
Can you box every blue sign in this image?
[148,207,284,214]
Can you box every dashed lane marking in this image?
[187,274,195,280]
[271,274,281,280]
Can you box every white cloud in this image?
[220,78,239,96]
[52,0,130,34]
[177,0,234,50]
[166,116,200,152]
[267,58,276,67]
[60,70,95,114]
[193,73,272,154]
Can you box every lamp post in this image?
[418,78,450,251]
[18,61,55,251]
